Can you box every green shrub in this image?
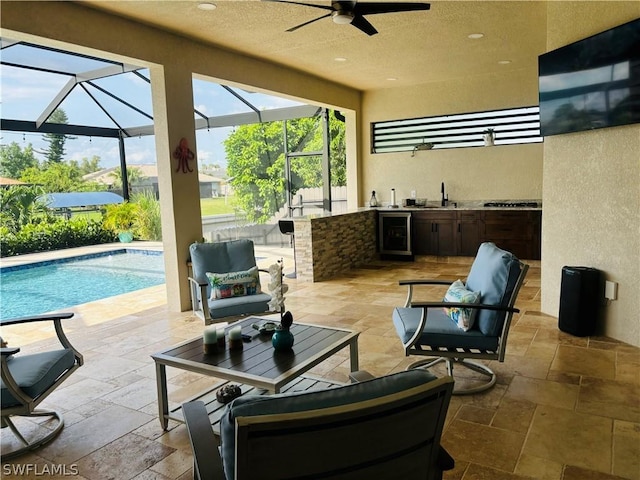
[103,201,137,234]
[0,217,114,257]
[132,191,162,241]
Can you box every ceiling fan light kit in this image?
[332,11,355,25]
[266,1,431,36]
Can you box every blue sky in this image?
[0,46,303,171]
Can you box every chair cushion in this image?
[219,369,438,479]
[208,293,271,319]
[1,349,75,408]
[207,266,262,301]
[465,242,522,336]
[393,307,499,351]
[443,280,480,331]
[189,240,259,286]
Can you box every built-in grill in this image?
[483,201,539,208]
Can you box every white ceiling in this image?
[80,0,549,91]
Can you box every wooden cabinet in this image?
[411,209,541,259]
[481,210,541,260]
[457,211,481,256]
[412,211,457,256]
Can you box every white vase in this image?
[483,132,495,147]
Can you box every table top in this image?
[151,316,358,392]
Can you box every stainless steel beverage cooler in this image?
[379,212,412,260]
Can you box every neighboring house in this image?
[84,164,223,199]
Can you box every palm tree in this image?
[109,166,146,197]
[0,185,52,232]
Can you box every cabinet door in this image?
[412,215,435,255]
[457,212,481,256]
[412,211,456,256]
[434,218,457,256]
[482,211,540,260]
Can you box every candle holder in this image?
[228,325,243,351]
[203,326,218,354]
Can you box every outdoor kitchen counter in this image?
[291,201,542,281]
[291,209,377,282]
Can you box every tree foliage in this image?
[20,162,105,193]
[0,185,53,233]
[224,112,346,223]
[43,109,73,163]
[109,166,147,191]
[70,156,102,176]
[0,142,38,179]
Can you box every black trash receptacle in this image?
[558,266,602,337]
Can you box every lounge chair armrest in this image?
[1,347,20,356]
[0,312,74,327]
[399,279,455,307]
[411,301,520,314]
[188,277,212,323]
[398,279,454,286]
[183,401,225,480]
[0,313,82,365]
[188,276,208,288]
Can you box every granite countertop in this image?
[291,200,542,220]
[376,200,542,211]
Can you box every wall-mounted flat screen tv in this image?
[538,18,640,137]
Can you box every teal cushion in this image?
[189,240,259,286]
[393,306,499,351]
[219,370,438,479]
[1,349,75,408]
[208,292,271,319]
[465,242,522,336]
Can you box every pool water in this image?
[0,250,165,319]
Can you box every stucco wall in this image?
[361,68,543,205]
[541,2,640,347]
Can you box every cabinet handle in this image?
[458,223,461,233]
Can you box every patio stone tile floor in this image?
[1,245,638,479]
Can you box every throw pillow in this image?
[207,266,261,301]
[443,279,480,331]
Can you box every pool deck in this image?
[0,241,165,268]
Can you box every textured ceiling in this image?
[80,0,548,91]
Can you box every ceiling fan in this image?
[265,1,431,36]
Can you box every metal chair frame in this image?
[1,312,83,459]
[398,262,529,395]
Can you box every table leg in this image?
[155,362,169,430]
[349,339,359,372]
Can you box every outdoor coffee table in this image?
[152,316,359,431]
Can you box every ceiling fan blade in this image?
[263,0,333,12]
[354,2,431,16]
[350,14,378,36]
[286,13,332,32]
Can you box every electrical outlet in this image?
[410,190,416,199]
[605,281,618,301]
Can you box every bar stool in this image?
[278,219,296,278]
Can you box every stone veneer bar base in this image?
[294,210,377,282]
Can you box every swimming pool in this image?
[0,250,165,319]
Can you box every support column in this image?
[149,64,203,312]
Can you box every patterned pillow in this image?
[206,267,261,301]
[443,280,480,331]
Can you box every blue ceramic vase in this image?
[272,327,294,351]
